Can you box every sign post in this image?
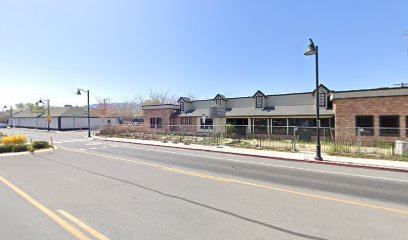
[209,106,226,141]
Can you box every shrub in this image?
[0,145,13,153]
[12,144,28,152]
[1,135,27,145]
[183,139,192,145]
[225,123,236,135]
[32,141,50,150]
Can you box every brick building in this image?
[142,86,408,142]
[332,88,408,141]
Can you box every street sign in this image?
[209,106,226,118]
[47,115,51,123]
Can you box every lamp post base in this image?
[315,144,323,161]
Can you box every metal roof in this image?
[332,87,408,99]
[178,105,334,117]
[12,107,97,118]
[142,104,180,110]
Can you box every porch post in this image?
[286,118,289,135]
[247,117,251,134]
[267,119,270,134]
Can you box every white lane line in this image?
[85,143,102,146]
[60,140,75,143]
[102,142,408,183]
[101,146,108,149]
[89,147,98,150]
[78,149,86,151]
[54,141,62,144]
[71,139,85,142]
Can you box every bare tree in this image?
[93,97,115,123]
[117,96,141,123]
[147,90,178,104]
[184,92,197,101]
[0,112,9,124]
[14,102,35,111]
[135,90,196,117]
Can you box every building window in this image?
[156,118,162,128]
[107,119,112,124]
[200,118,213,129]
[188,117,192,125]
[181,117,184,125]
[379,115,399,137]
[180,102,184,111]
[318,93,326,107]
[355,116,374,136]
[255,96,263,108]
[216,99,221,106]
[150,118,162,128]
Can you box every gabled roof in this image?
[253,90,266,97]
[213,94,227,101]
[12,110,42,118]
[177,97,192,103]
[312,84,331,94]
[178,105,334,117]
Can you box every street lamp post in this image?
[36,99,50,131]
[3,105,13,127]
[304,38,323,161]
[77,89,91,137]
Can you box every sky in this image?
[0,0,407,107]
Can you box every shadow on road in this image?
[37,155,328,240]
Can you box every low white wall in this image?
[12,117,118,130]
[60,117,118,129]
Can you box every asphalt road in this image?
[1,128,407,240]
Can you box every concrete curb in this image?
[93,136,408,173]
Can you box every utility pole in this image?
[393,82,408,87]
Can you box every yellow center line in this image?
[0,176,92,240]
[162,167,232,182]
[57,209,110,240]
[60,147,408,215]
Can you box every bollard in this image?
[50,136,54,148]
[30,138,33,152]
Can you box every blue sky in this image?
[0,0,407,106]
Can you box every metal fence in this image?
[98,124,408,158]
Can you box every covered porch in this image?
[226,116,335,140]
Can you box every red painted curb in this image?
[96,138,408,173]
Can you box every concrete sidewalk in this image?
[93,136,408,172]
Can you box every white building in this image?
[10,106,117,130]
